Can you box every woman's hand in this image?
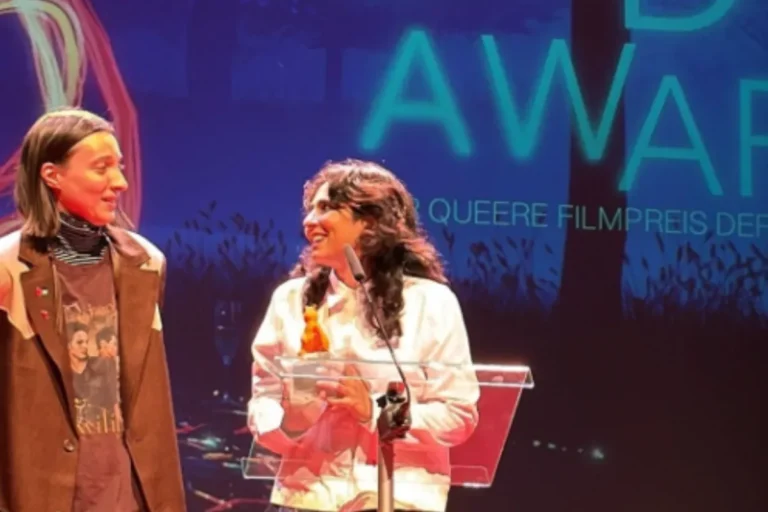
[315,364,372,423]
[280,381,326,435]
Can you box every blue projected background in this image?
[0,0,766,510]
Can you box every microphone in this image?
[344,244,367,283]
[343,245,411,430]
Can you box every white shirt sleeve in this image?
[407,287,480,446]
[246,287,301,454]
[247,291,284,431]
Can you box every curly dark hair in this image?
[290,159,447,338]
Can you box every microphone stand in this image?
[376,382,411,512]
[343,245,411,512]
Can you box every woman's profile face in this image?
[302,182,367,269]
[40,131,128,226]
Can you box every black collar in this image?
[56,211,109,256]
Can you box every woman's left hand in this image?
[315,364,372,423]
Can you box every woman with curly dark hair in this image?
[248,159,479,512]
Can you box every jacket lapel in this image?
[18,235,78,430]
[108,227,160,427]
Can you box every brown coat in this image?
[0,228,185,512]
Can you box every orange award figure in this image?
[299,306,329,356]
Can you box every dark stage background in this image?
[1,0,766,510]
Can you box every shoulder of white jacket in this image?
[404,275,456,297]
[271,276,305,300]
[404,275,463,313]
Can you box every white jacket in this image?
[247,273,480,511]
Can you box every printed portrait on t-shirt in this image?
[63,302,122,435]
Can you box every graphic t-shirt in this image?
[55,255,142,512]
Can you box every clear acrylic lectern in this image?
[242,356,533,510]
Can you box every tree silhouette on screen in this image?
[557,0,629,326]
